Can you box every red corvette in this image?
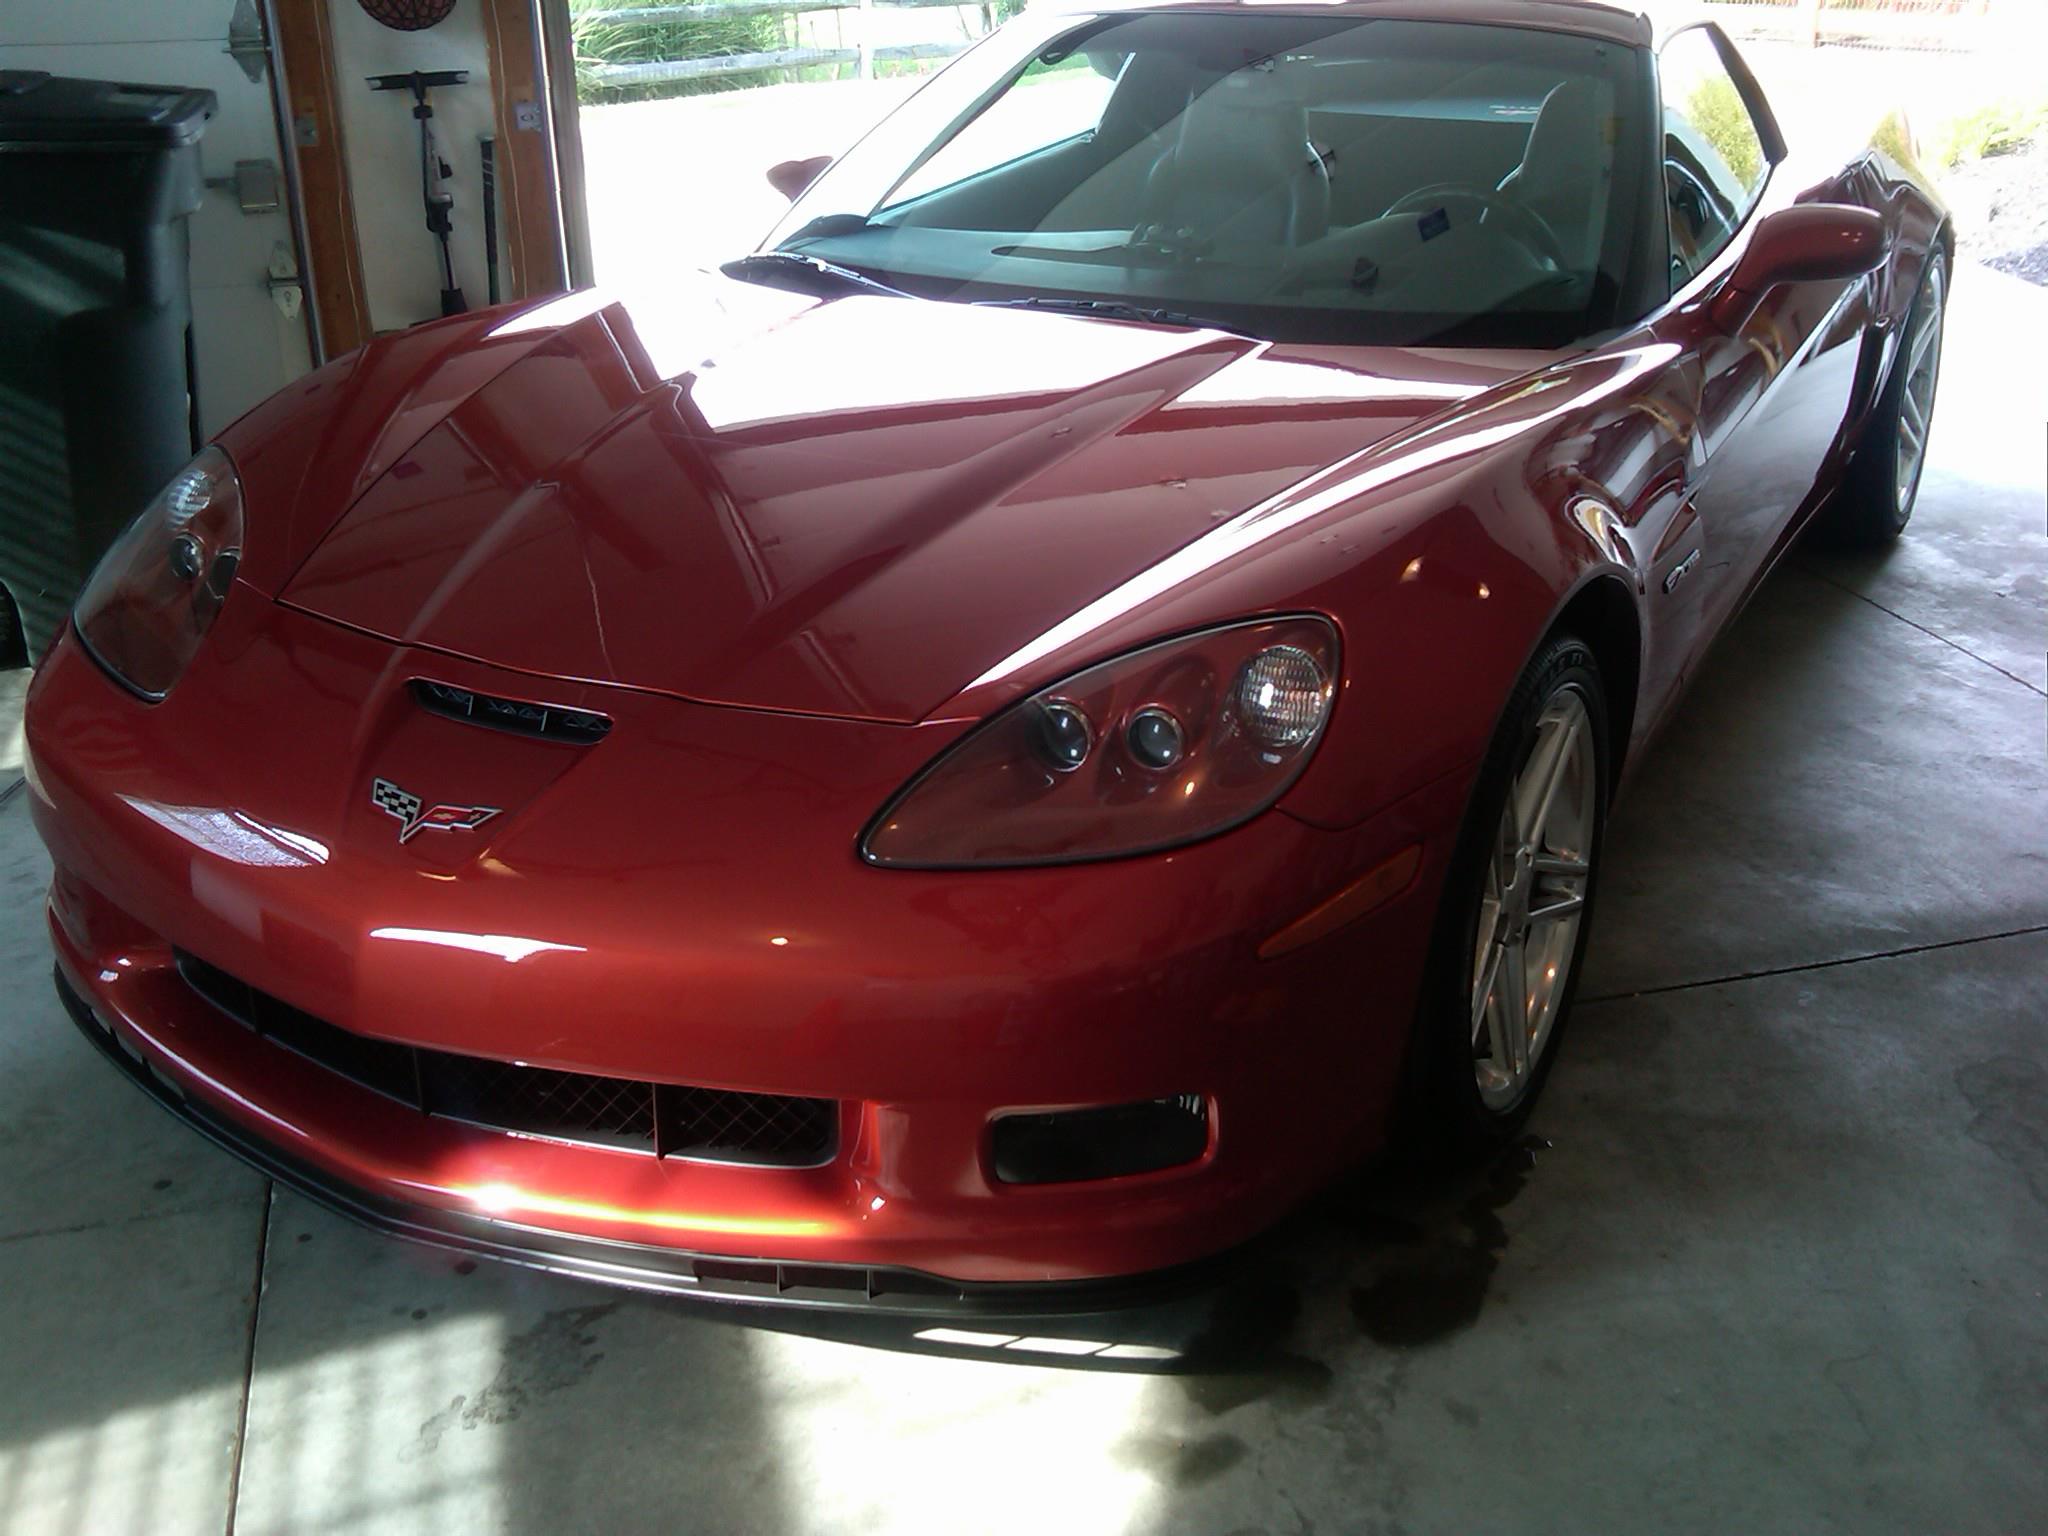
[25,0,1947,1307]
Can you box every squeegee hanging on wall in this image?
[367,69,470,317]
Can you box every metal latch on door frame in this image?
[205,158,282,215]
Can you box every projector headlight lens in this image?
[862,616,1339,867]
[73,445,244,701]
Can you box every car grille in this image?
[174,953,837,1166]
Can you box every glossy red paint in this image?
[24,13,1947,1295]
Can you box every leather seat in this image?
[1140,67,1330,247]
[1499,79,1606,269]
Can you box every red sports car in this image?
[25,0,1947,1307]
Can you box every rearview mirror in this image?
[1712,204,1887,332]
[766,155,833,202]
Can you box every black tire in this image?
[1818,248,1948,548]
[1399,633,1611,1161]
[0,584,23,671]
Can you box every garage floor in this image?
[2,267,2043,1536]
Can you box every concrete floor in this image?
[1,265,2043,1536]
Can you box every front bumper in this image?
[27,601,1464,1293]
[55,967,1219,1314]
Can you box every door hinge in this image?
[226,0,269,85]
[266,240,303,321]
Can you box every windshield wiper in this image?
[972,296,1259,339]
[720,250,910,300]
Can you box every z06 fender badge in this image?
[1662,547,1703,595]
[371,778,502,844]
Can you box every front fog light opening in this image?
[992,1094,1210,1185]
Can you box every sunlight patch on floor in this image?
[0,1378,244,1536]
[746,1325,1167,1536]
[1,669,26,775]
[230,1312,508,1536]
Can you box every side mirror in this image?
[766,155,833,203]
[1711,204,1888,333]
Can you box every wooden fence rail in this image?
[580,0,970,21]
[580,0,987,85]
[588,38,968,85]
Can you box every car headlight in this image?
[862,617,1338,868]
[73,446,244,701]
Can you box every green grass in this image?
[1928,97,2048,169]
[570,0,790,102]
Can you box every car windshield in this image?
[755,10,1650,347]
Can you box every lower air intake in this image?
[175,952,836,1167]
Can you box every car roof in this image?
[1068,0,1652,49]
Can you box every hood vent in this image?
[411,679,612,746]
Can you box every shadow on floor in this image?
[662,1134,1555,1386]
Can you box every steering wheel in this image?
[1381,183,1570,271]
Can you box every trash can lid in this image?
[0,72,216,149]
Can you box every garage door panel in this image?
[0,0,229,48]
[192,280,309,435]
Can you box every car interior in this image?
[777,15,1663,347]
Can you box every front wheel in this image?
[1403,634,1610,1156]
[1820,248,1948,547]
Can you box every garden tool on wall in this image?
[368,69,470,317]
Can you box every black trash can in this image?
[0,70,217,664]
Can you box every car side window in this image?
[1657,28,1770,287]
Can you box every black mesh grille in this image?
[424,1053,658,1152]
[174,952,836,1166]
[659,1085,840,1166]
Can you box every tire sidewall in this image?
[1853,247,1949,542]
[1891,249,1948,530]
[1405,634,1611,1157]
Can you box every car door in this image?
[1640,25,1874,681]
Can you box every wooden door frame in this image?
[478,0,574,301]
[535,0,597,290]
[270,0,570,361]
[268,0,372,360]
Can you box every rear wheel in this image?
[1821,249,1947,547]
[1403,634,1609,1156]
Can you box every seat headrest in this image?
[1516,79,1603,201]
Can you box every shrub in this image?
[570,0,787,102]
[1929,98,2048,168]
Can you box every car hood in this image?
[279,289,1533,723]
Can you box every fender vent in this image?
[411,680,612,745]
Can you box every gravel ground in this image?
[1942,141,2048,286]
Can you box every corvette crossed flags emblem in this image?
[371,778,501,845]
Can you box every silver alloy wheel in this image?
[1470,686,1597,1111]
[1894,259,1946,508]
